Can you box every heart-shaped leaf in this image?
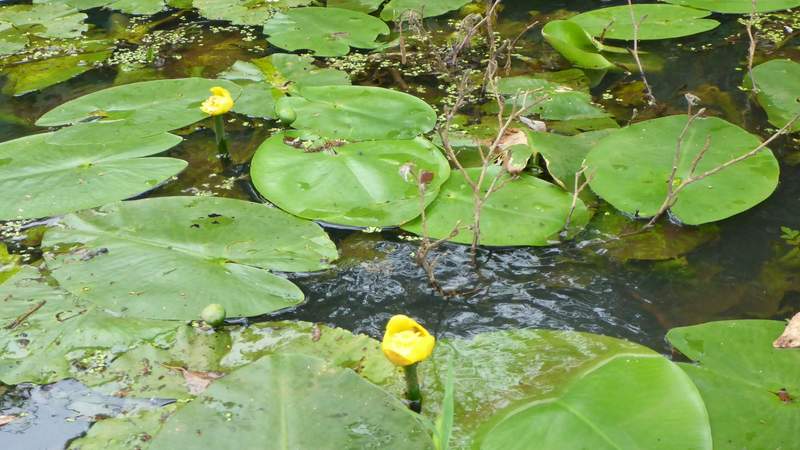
[667,320,800,450]
[43,196,338,320]
[379,0,470,21]
[746,59,800,133]
[402,166,590,246]
[251,133,450,227]
[263,7,389,57]
[570,4,720,40]
[661,0,800,13]
[277,85,436,140]
[586,115,779,225]
[0,131,185,220]
[193,0,312,26]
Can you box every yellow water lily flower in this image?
[381,315,435,367]
[200,87,234,116]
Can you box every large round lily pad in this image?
[379,0,470,20]
[402,167,590,246]
[0,131,185,220]
[746,59,800,133]
[570,4,720,40]
[35,78,243,133]
[42,196,339,320]
[263,7,389,57]
[662,0,800,13]
[419,329,711,449]
[586,115,779,225]
[251,133,450,228]
[277,85,437,140]
[0,266,178,385]
[667,320,800,450]
[194,0,311,26]
[148,354,433,450]
[475,351,711,449]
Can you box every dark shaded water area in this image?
[1,0,799,447]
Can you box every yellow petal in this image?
[200,86,234,116]
[381,315,435,367]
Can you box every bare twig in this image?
[564,165,595,233]
[4,300,46,330]
[504,20,539,74]
[626,0,656,106]
[745,0,759,92]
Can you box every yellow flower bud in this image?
[200,87,234,116]
[381,315,435,367]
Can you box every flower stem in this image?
[404,363,422,413]
[213,114,229,157]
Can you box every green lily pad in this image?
[2,47,112,96]
[746,59,800,133]
[0,22,28,56]
[42,196,339,320]
[541,20,616,71]
[35,78,243,133]
[148,354,433,450]
[194,0,311,26]
[68,404,179,450]
[327,0,383,13]
[220,54,350,119]
[402,166,590,246]
[0,266,178,385]
[530,129,616,191]
[0,131,185,220]
[667,320,800,450]
[475,352,711,449]
[570,4,720,41]
[0,4,87,40]
[277,85,436,140]
[263,7,389,57]
[496,76,610,121]
[662,0,800,13]
[85,320,403,400]
[586,115,780,225]
[379,0,470,20]
[251,133,451,227]
[419,329,710,449]
[35,0,166,16]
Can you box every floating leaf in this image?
[496,75,610,121]
[476,351,711,449]
[586,115,779,225]
[662,0,800,14]
[667,320,800,450]
[277,85,436,140]
[327,0,383,13]
[194,0,311,26]
[402,166,590,246]
[380,0,470,20]
[35,78,243,134]
[419,329,710,449]
[0,131,185,220]
[43,196,339,320]
[0,267,178,385]
[746,59,800,133]
[263,7,389,57]
[67,404,179,450]
[220,54,349,119]
[531,129,616,191]
[541,20,616,70]
[34,0,166,16]
[251,133,450,227]
[0,4,87,40]
[148,354,433,449]
[2,47,112,96]
[570,4,720,41]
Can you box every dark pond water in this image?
[1,0,799,448]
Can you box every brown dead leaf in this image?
[773,312,800,348]
[162,364,225,395]
[497,128,528,150]
[0,415,18,427]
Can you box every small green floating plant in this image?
[381,314,436,413]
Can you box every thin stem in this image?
[626,0,656,106]
[404,363,422,413]
[213,114,229,157]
